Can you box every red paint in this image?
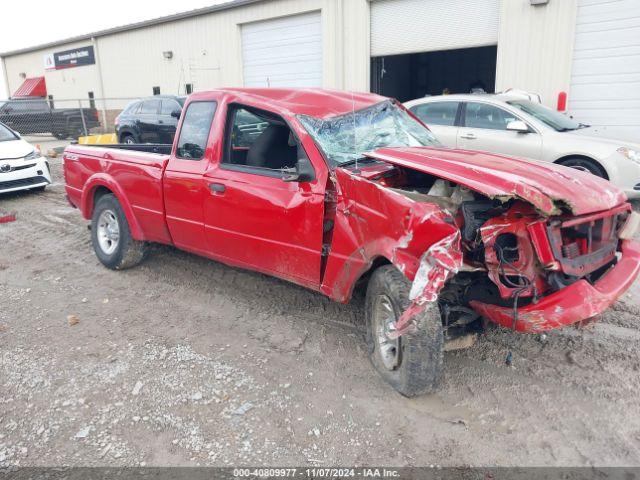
[63,88,640,338]
[13,77,47,97]
[0,213,16,224]
[557,91,567,112]
[471,240,640,333]
[365,147,626,216]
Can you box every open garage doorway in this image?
[371,45,497,103]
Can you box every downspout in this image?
[1,57,11,99]
[91,37,108,133]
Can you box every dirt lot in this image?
[1,157,640,467]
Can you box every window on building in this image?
[185,83,193,94]
[176,101,217,160]
[88,91,95,109]
[48,95,54,109]
[152,86,161,95]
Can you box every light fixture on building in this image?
[530,0,549,5]
[19,72,26,79]
[163,51,173,60]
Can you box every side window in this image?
[411,102,459,126]
[223,106,298,172]
[175,101,217,160]
[140,100,160,115]
[464,103,518,130]
[161,100,180,115]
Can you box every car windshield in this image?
[298,100,441,166]
[0,122,17,142]
[507,100,585,132]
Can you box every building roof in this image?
[0,0,263,58]
[192,88,389,119]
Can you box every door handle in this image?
[460,133,476,140]
[208,182,226,194]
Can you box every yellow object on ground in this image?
[78,133,118,145]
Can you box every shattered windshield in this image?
[298,100,441,166]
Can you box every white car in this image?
[0,122,51,194]
[404,94,640,199]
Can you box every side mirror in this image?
[282,157,315,183]
[506,120,530,133]
[171,109,181,119]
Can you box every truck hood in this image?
[365,147,626,216]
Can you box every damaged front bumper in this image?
[469,240,640,333]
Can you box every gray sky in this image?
[0,0,228,99]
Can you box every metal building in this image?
[1,0,638,137]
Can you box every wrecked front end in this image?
[330,157,640,342]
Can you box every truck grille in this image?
[546,204,629,277]
[0,176,48,191]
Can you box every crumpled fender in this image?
[321,169,463,318]
[81,173,145,241]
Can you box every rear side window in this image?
[176,101,217,160]
[411,102,459,126]
[140,100,160,115]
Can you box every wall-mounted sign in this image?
[43,45,96,70]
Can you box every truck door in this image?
[163,100,218,255]
[202,104,326,289]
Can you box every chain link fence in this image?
[0,97,145,141]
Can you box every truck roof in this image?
[189,88,388,119]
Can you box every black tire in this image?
[68,121,85,139]
[52,131,67,140]
[365,265,444,397]
[120,133,137,145]
[557,157,607,178]
[91,194,147,270]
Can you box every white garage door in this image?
[569,0,640,140]
[370,0,500,57]
[241,11,322,88]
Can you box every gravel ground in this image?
[1,157,640,467]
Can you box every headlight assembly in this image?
[24,150,42,161]
[617,147,640,165]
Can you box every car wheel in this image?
[91,194,147,270]
[121,134,137,145]
[558,157,607,178]
[365,265,444,397]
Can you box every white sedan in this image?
[405,94,640,199]
[0,122,51,194]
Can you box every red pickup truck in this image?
[64,88,640,396]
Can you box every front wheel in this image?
[91,194,147,270]
[557,157,607,178]
[365,265,444,397]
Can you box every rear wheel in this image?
[365,265,444,397]
[558,157,607,178]
[91,194,147,270]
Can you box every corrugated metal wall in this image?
[2,0,371,105]
[495,0,578,107]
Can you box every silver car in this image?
[404,94,640,199]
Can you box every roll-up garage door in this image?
[370,0,500,57]
[241,11,322,88]
[569,0,640,139]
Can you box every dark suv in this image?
[115,96,186,144]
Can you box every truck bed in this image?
[64,144,172,244]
